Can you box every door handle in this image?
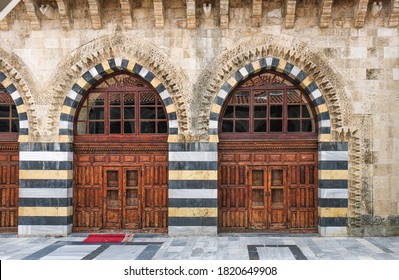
[264,192,270,196]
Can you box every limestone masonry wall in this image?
[0,0,398,236]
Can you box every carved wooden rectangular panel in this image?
[0,144,19,232]
[219,141,317,233]
[73,143,168,232]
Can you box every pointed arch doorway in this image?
[218,71,319,232]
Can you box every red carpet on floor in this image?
[83,234,133,243]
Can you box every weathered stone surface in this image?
[0,0,398,235]
[319,0,333,28]
[388,0,399,27]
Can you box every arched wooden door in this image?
[218,71,318,233]
[0,86,19,232]
[73,72,168,232]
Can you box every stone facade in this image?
[0,0,398,236]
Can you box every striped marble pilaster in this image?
[168,143,218,236]
[59,58,179,143]
[318,142,349,236]
[18,143,73,236]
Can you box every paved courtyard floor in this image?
[1,233,399,260]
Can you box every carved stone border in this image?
[194,33,362,234]
[47,34,189,140]
[0,47,36,141]
[194,33,354,140]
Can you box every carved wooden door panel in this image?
[73,144,168,232]
[142,164,168,229]
[287,163,318,229]
[123,169,140,229]
[249,168,267,229]
[103,167,122,229]
[268,166,287,229]
[74,160,103,230]
[0,145,19,232]
[103,167,142,229]
[219,163,247,229]
[249,166,287,229]
[219,141,318,233]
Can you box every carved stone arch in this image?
[0,47,37,142]
[194,33,354,141]
[47,34,189,142]
[196,34,357,236]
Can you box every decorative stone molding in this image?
[87,0,102,29]
[347,115,373,232]
[194,34,353,142]
[284,0,297,29]
[47,34,188,141]
[55,0,72,30]
[186,0,196,29]
[0,47,37,141]
[388,0,399,27]
[23,0,41,30]
[153,0,165,28]
[319,0,333,28]
[252,0,262,27]
[3,0,399,30]
[220,0,229,29]
[0,17,10,31]
[119,0,133,29]
[354,0,369,28]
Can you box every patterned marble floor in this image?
[0,234,399,260]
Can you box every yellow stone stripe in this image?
[169,170,218,180]
[316,103,328,114]
[61,105,76,116]
[19,207,73,217]
[319,207,348,218]
[19,170,73,180]
[169,208,217,217]
[211,103,222,114]
[276,59,287,73]
[150,77,161,88]
[227,76,238,88]
[59,135,73,143]
[126,61,136,72]
[16,104,27,115]
[252,60,261,72]
[18,135,29,143]
[76,77,91,90]
[167,135,179,143]
[165,104,176,114]
[318,134,331,142]
[300,76,313,89]
[101,60,114,74]
[319,170,349,180]
[1,77,12,88]
[208,135,219,143]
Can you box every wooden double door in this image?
[73,144,168,232]
[218,141,318,232]
[249,166,287,229]
[0,143,19,232]
[103,167,141,229]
